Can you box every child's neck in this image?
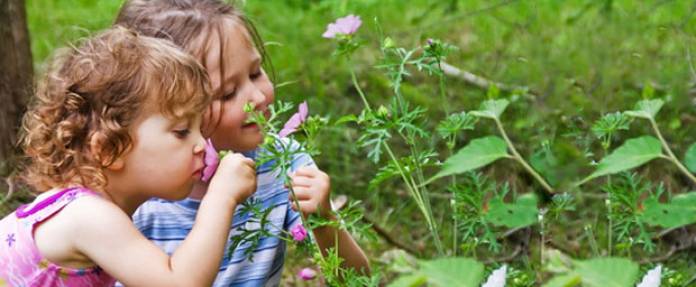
[187,181,207,200]
[105,190,150,216]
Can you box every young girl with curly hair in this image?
[0,26,257,286]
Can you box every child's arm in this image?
[290,166,371,275]
[73,153,256,287]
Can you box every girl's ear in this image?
[107,157,125,171]
[89,132,125,171]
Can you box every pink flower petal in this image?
[322,15,362,38]
[298,268,317,280]
[298,101,308,120]
[322,24,338,39]
[201,139,219,182]
[278,101,309,138]
[290,224,308,241]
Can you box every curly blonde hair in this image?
[20,26,212,192]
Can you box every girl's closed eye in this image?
[173,128,191,138]
[250,70,262,80]
[221,89,236,101]
[172,121,192,138]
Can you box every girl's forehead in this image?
[201,20,261,93]
[203,19,257,66]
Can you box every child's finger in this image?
[238,157,256,169]
[294,166,319,177]
[290,187,313,200]
[290,175,313,188]
[291,200,319,214]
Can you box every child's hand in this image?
[289,166,332,218]
[208,153,257,206]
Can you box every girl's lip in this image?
[242,123,259,129]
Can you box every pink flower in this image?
[297,268,317,280]
[322,15,362,39]
[201,139,219,182]
[290,224,308,241]
[278,101,308,138]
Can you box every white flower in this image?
[636,265,661,287]
[481,265,506,287]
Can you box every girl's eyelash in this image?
[222,90,236,101]
[250,71,262,79]
[174,129,190,138]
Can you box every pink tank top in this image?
[0,187,116,287]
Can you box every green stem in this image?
[607,175,612,257]
[348,56,443,255]
[649,118,696,185]
[384,144,444,255]
[540,217,545,266]
[450,151,458,256]
[494,118,554,194]
[349,65,372,112]
[437,62,450,115]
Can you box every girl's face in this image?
[203,21,275,152]
[113,112,206,201]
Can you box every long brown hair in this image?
[114,0,275,98]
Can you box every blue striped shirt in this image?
[120,140,314,286]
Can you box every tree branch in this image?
[440,62,537,96]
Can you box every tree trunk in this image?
[0,0,33,176]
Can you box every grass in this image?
[10,0,696,285]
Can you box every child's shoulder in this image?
[53,193,129,232]
[32,191,129,268]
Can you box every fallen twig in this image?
[440,62,537,96]
[362,214,422,256]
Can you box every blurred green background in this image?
[14,0,696,284]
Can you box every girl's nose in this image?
[249,86,268,109]
[193,134,206,154]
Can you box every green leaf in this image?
[436,112,477,140]
[419,257,485,287]
[685,142,696,173]
[370,152,438,190]
[335,114,358,125]
[427,136,509,183]
[485,193,539,228]
[641,192,696,228]
[624,99,664,119]
[543,274,581,287]
[574,257,639,287]
[470,99,509,119]
[387,274,428,287]
[583,136,663,182]
[591,112,632,141]
[544,249,574,274]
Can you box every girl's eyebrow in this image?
[220,55,262,85]
[250,55,261,69]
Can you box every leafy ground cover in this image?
[1,0,694,286]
